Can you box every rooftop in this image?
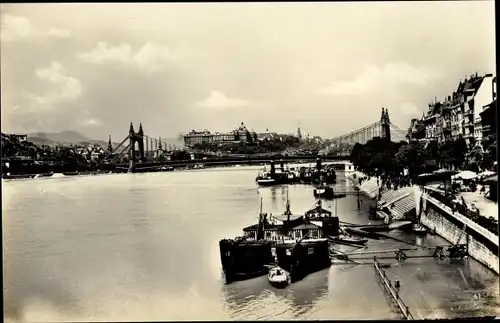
[292,223,321,230]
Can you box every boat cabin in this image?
[344,161,355,173]
[243,222,284,241]
[289,223,322,239]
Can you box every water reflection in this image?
[270,187,277,207]
[220,268,329,319]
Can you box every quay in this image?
[356,174,499,275]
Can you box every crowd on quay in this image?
[348,134,498,235]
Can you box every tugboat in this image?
[255,161,294,186]
[267,266,290,288]
[313,183,335,199]
[311,158,337,185]
[256,171,276,186]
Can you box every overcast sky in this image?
[1,2,495,141]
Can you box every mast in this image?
[284,188,291,221]
[335,195,338,217]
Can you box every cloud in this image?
[30,61,83,106]
[317,62,442,96]
[80,118,103,127]
[194,91,252,110]
[77,42,203,74]
[0,14,70,42]
[399,102,423,118]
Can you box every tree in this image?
[394,141,426,176]
[371,152,396,174]
[452,136,468,168]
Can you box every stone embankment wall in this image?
[357,175,499,275]
[416,186,499,275]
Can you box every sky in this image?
[0,2,496,141]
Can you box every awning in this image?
[478,170,496,178]
[480,174,498,184]
[378,187,413,206]
[389,194,416,220]
[452,170,478,180]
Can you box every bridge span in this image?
[113,155,351,171]
[103,107,406,172]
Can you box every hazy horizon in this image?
[1,2,496,142]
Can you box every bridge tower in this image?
[157,136,163,158]
[128,122,145,172]
[380,108,391,141]
[297,122,302,140]
[107,135,113,153]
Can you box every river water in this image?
[3,166,499,322]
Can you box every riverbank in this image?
[356,174,499,275]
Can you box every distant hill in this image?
[25,130,185,149]
[28,130,91,143]
[27,131,115,148]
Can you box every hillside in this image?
[25,131,184,149]
[28,130,91,144]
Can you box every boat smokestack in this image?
[270,161,276,175]
[257,212,265,240]
[280,160,285,170]
[316,157,322,171]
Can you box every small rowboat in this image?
[257,177,276,186]
[328,235,368,246]
[412,223,428,235]
[267,266,290,288]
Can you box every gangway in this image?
[374,256,414,320]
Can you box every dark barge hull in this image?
[256,179,276,186]
[219,239,274,284]
[224,268,270,284]
[256,172,295,186]
[275,239,331,283]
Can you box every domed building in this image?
[183,122,257,147]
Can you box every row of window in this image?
[246,229,321,241]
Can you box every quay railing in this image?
[422,186,499,243]
[373,256,414,320]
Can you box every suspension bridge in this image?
[323,108,408,155]
[100,108,409,172]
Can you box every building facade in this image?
[183,122,258,147]
[414,73,496,150]
[480,99,497,139]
